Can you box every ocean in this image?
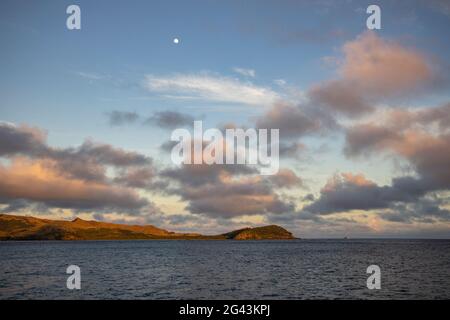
[0,239,449,299]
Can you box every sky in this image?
[1,0,450,238]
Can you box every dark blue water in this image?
[1,239,449,299]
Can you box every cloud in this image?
[304,103,450,218]
[0,122,159,215]
[380,197,450,223]
[0,122,47,156]
[269,168,303,188]
[0,158,152,214]
[144,73,280,106]
[309,80,374,116]
[344,104,450,189]
[144,110,194,129]
[54,140,151,168]
[302,173,440,215]
[278,141,306,158]
[107,111,139,126]
[75,71,106,81]
[0,199,38,214]
[344,123,401,156]
[256,103,319,139]
[106,110,195,129]
[254,103,338,159]
[428,0,450,17]
[0,122,152,171]
[232,67,256,78]
[274,79,287,86]
[339,31,433,96]
[308,31,436,117]
[113,167,168,190]
[415,103,450,130]
[43,140,153,183]
[252,102,338,160]
[162,163,257,187]
[256,103,338,140]
[303,173,429,215]
[161,163,298,218]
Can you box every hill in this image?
[0,214,295,240]
[222,225,295,240]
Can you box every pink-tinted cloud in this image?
[345,103,450,192]
[309,32,437,116]
[0,158,151,213]
[340,31,433,96]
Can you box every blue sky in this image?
[1,0,450,237]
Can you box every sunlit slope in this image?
[0,214,295,240]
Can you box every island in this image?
[0,214,295,241]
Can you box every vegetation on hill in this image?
[223,225,295,240]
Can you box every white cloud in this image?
[75,72,107,80]
[274,79,287,86]
[144,73,279,106]
[232,67,256,78]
